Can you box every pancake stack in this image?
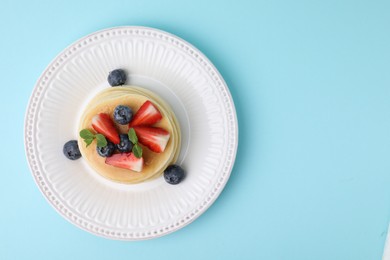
[78,86,181,184]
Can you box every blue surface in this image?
[1,0,389,259]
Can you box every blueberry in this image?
[164,165,185,185]
[96,141,115,157]
[113,105,133,125]
[116,134,133,153]
[63,140,81,160]
[107,69,127,86]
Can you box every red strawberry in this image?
[105,153,144,172]
[129,101,162,127]
[133,126,170,153]
[92,113,120,144]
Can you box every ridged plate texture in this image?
[24,26,238,240]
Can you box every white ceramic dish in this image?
[24,26,238,240]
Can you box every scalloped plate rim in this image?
[24,26,238,240]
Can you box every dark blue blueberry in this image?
[63,140,81,160]
[116,134,133,153]
[113,105,133,125]
[107,69,127,86]
[164,165,185,185]
[96,141,115,157]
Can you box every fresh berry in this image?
[92,113,120,144]
[132,126,170,153]
[116,134,133,153]
[105,153,144,172]
[113,105,133,125]
[96,141,115,157]
[129,101,162,127]
[107,69,127,86]
[164,165,185,184]
[63,140,81,160]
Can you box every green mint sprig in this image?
[79,129,107,148]
[128,128,143,158]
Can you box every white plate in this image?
[24,26,238,240]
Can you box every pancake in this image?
[78,86,181,184]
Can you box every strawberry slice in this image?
[92,113,120,144]
[133,126,170,153]
[129,101,162,127]
[105,153,144,172]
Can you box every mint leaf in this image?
[80,129,95,139]
[128,129,142,158]
[132,144,142,158]
[95,134,107,147]
[128,128,138,144]
[79,128,109,148]
[84,138,94,147]
[80,129,96,147]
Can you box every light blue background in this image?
[1,0,389,259]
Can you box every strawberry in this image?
[133,126,170,153]
[105,153,144,172]
[92,113,120,144]
[129,101,162,127]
